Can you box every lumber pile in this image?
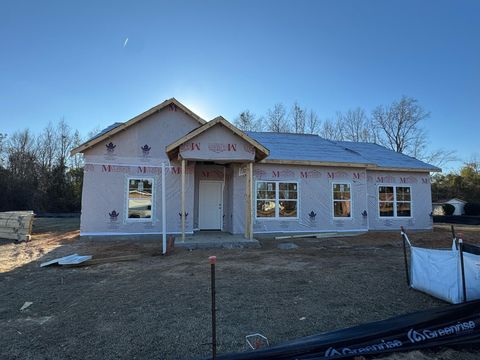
[0,211,35,242]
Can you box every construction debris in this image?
[0,211,34,242]
[71,254,141,267]
[20,302,33,311]
[40,254,92,267]
[40,254,141,268]
[245,333,269,350]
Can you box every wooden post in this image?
[244,162,253,240]
[181,158,186,241]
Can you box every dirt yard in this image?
[1,219,480,360]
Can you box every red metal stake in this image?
[209,256,217,360]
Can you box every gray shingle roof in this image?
[246,132,440,172]
[87,122,123,142]
[245,132,371,165]
[335,140,440,172]
[85,122,439,172]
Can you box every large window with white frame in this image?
[333,183,351,218]
[378,185,411,217]
[127,178,154,220]
[256,181,298,218]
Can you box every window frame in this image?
[126,177,155,222]
[377,184,412,219]
[332,182,353,219]
[255,180,299,220]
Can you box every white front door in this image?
[199,181,223,230]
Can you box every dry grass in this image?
[0,219,479,359]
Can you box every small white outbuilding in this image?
[432,198,466,216]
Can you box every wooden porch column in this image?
[244,162,254,240]
[181,158,186,241]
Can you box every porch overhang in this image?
[165,116,270,162]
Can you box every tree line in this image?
[234,95,456,168]
[0,119,85,213]
[0,95,472,213]
[431,155,480,213]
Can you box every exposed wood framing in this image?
[181,158,186,241]
[244,162,253,240]
[166,116,270,162]
[70,98,206,155]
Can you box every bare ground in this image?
[0,219,479,359]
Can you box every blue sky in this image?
[1,0,479,171]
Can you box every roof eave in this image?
[370,166,441,173]
[260,159,375,168]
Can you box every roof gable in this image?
[71,98,205,155]
[166,117,269,162]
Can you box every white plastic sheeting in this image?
[409,242,480,304]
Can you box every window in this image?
[379,186,411,217]
[127,178,153,220]
[256,181,298,218]
[279,182,298,217]
[333,183,351,218]
[396,186,412,217]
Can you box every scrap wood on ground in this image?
[0,211,35,242]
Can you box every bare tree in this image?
[56,118,73,168]
[289,102,306,134]
[234,110,263,131]
[372,96,429,154]
[0,133,6,167]
[68,130,84,169]
[306,110,320,134]
[320,118,344,141]
[422,148,458,169]
[265,103,290,132]
[87,126,102,140]
[7,129,37,179]
[466,153,480,174]
[36,122,58,170]
[338,107,377,142]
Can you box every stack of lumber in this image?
[0,211,35,242]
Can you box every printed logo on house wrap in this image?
[141,144,151,157]
[272,169,295,178]
[105,142,116,153]
[208,143,238,153]
[325,339,403,357]
[243,144,255,154]
[300,170,322,179]
[109,210,119,221]
[399,175,418,184]
[180,143,201,152]
[254,169,267,178]
[407,321,476,343]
